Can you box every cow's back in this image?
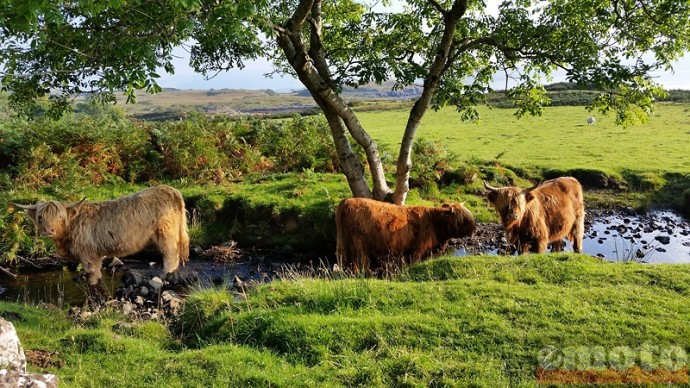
[336,198,416,271]
[70,185,188,258]
[526,177,584,246]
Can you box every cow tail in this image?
[178,195,191,265]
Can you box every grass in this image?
[358,103,690,175]
[4,93,690,385]
[4,104,690,265]
[6,254,690,386]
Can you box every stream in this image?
[1,208,688,306]
[454,209,690,264]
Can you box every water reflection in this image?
[453,210,690,264]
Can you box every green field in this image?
[359,103,690,175]
[3,97,690,386]
[7,254,690,386]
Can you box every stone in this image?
[655,235,671,245]
[0,318,58,387]
[137,286,149,297]
[191,246,204,257]
[161,290,184,314]
[121,300,135,315]
[148,277,164,292]
[122,270,148,287]
[0,318,26,372]
[623,207,637,216]
[118,285,135,298]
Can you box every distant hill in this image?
[295,80,690,104]
[10,80,684,122]
[487,82,690,107]
[295,80,424,99]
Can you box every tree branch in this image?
[426,0,447,16]
[285,0,315,32]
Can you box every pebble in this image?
[148,277,164,291]
[137,286,149,297]
[655,235,671,245]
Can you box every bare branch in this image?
[426,0,447,16]
[46,39,98,60]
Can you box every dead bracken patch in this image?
[25,349,63,369]
[201,241,242,263]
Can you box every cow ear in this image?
[11,202,37,220]
[486,191,497,203]
[441,203,456,214]
[66,198,86,219]
[524,192,535,203]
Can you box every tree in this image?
[1,0,688,204]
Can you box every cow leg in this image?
[551,239,564,252]
[157,237,181,275]
[571,216,585,253]
[527,239,548,254]
[350,239,370,273]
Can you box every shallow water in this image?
[582,210,690,263]
[1,210,688,305]
[0,253,319,305]
[454,210,690,263]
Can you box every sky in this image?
[157,48,690,92]
[156,0,690,92]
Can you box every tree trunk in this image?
[318,99,373,197]
[276,0,391,199]
[392,0,469,205]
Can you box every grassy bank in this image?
[5,254,690,386]
[2,104,690,265]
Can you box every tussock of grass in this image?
[6,254,690,386]
[173,254,690,385]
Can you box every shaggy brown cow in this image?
[484,177,585,254]
[335,198,476,272]
[12,185,189,286]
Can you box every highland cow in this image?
[12,185,189,286]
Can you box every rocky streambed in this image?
[453,208,690,263]
[1,208,689,307]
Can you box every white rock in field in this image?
[0,317,58,387]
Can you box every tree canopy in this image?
[1,0,688,202]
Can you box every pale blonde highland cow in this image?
[12,185,189,286]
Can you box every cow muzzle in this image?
[41,227,56,237]
[508,212,519,221]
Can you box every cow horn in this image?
[10,202,37,210]
[70,197,87,207]
[483,181,499,191]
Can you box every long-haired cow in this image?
[12,185,189,286]
[336,198,476,272]
[484,177,585,254]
